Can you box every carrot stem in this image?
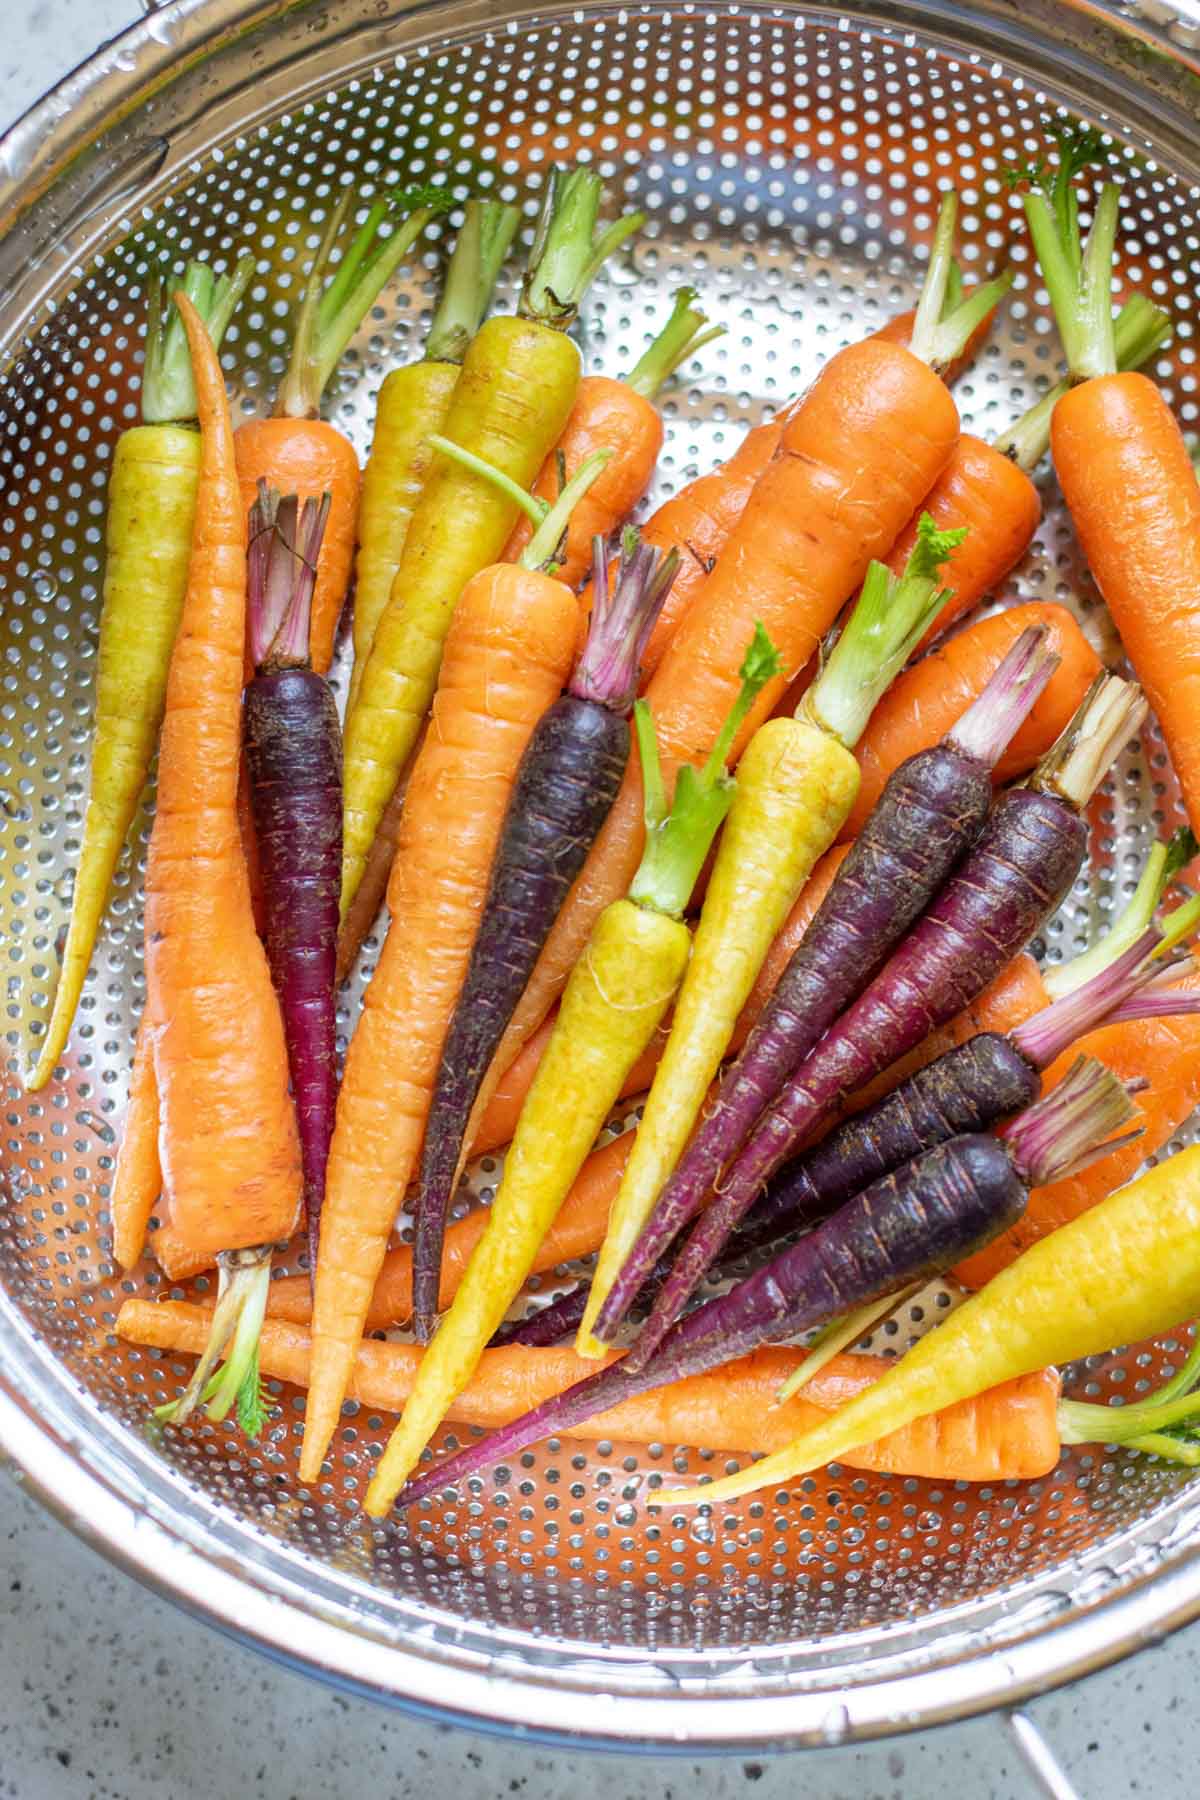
[154,1248,272,1429]
[624,287,725,400]
[907,192,1015,374]
[995,294,1172,470]
[997,1053,1137,1184]
[628,624,783,918]
[775,1283,925,1404]
[1059,1328,1200,1458]
[276,186,444,418]
[1020,136,1121,383]
[247,484,332,669]
[425,433,613,572]
[1043,827,1197,1000]
[1031,672,1147,809]
[519,167,645,330]
[424,198,521,366]
[572,532,680,711]
[802,512,964,747]
[142,254,255,425]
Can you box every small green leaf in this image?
[235,1346,269,1441]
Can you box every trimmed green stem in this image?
[907,190,1015,374]
[153,1248,272,1431]
[424,433,612,572]
[142,253,255,425]
[628,622,783,917]
[1032,672,1147,810]
[1043,827,1197,1001]
[1024,180,1121,383]
[519,167,645,330]
[995,293,1172,470]
[276,185,444,419]
[803,513,964,748]
[425,198,521,366]
[1059,1328,1200,1461]
[624,288,725,400]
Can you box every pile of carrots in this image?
[26,133,1200,1518]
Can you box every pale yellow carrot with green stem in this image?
[25,256,254,1093]
[347,198,521,717]
[362,624,781,1515]
[340,165,645,918]
[576,513,967,1355]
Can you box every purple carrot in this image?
[400,1056,1133,1505]
[623,671,1147,1370]
[411,530,679,1339]
[593,624,1060,1342]
[727,922,1200,1260]
[243,481,342,1285]
[489,1245,677,1348]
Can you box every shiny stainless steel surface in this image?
[4,0,1200,1749]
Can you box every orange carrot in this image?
[110,1013,162,1272]
[145,296,301,1268]
[842,603,1101,841]
[136,295,303,1427]
[465,334,962,1136]
[118,1299,1063,1480]
[303,561,579,1481]
[1053,374,1200,835]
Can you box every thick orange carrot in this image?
[842,603,1101,841]
[303,563,578,1481]
[468,338,960,1134]
[110,1013,162,1272]
[1053,372,1200,836]
[144,296,301,1264]
[957,965,1200,1287]
[118,1300,1062,1480]
[234,419,358,676]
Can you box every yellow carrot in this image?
[363,627,781,1515]
[347,199,520,717]
[658,1144,1200,1506]
[25,257,254,1091]
[340,168,643,917]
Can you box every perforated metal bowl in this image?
[5,0,1200,1752]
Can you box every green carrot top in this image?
[629,622,783,920]
[801,512,966,749]
[1042,825,1200,1000]
[906,190,1015,375]
[423,198,521,366]
[519,166,645,331]
[275,183,450,419]
[1008,124,1122,383]
[141,254,256,427]
[423,432,613,574]
[623,288,725,401]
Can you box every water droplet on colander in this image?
[917,1510,940,1533]
[31,573,57,601]
[613,1501,637,1525]
[688,1513,716,1545]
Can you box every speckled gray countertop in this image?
[0,6,1195,1796]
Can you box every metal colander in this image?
[5,0,1200,1752]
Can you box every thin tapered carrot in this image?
[117,1300,1063,1482]
[302,546,580,1482]
[236,188,443,677]
[658,1144,1200,1505]
[460,312,967,1148]
[842,602,1101,841]
[503,288,722,587]
[25,258,255,1091]
[110,1013,162,1273]
[145,294,303,1428]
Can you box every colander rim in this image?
[5,0,1200,1747]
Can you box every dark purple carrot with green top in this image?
[625,670,1147,1368]
[399,1055,1135,1506]
[410,528,679,1338]
[594,623,1060,1343]
[243,482,343,1279]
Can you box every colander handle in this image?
[1007,1710,1085,1800]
